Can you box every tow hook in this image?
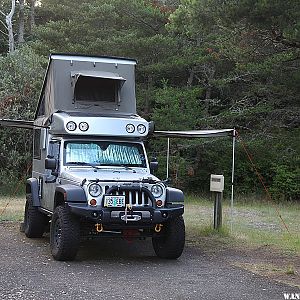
[154,224,163,233]
[95,223,103,233]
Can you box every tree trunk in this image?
[187,68,194,87]
[5,0,16,53]
[18,0,25,44]
[29,0,36,33]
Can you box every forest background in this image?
[0,0,299,201]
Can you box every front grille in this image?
[104,185,152,207]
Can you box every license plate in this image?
[104,195,125,207]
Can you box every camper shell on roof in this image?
[4,53,186,262]
[35,54,137,120]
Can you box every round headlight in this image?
[89,183,102,197]
[79,122,89,132]
[66,121,76,131]
[126,124,135,133]
[151,184,163,198]
[137,124,146,134]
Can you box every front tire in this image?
[24,194,48,238]
[152,216,185,259]
[50,205,80,261]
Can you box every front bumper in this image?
[67,202,184,226]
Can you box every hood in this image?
[60,167,159,184]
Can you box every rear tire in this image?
[24,194,48,238]
[152,216,185,259]
[50,205,80,261]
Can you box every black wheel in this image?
[152,216,185,259]
[50,205,80,261]
[24,194,48,238]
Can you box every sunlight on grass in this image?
[185,195,300,254]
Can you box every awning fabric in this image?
[153,129,235,138]
[0,119,47,130]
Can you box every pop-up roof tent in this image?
[35,54,137,120]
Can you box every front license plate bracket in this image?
[104,195,125,207]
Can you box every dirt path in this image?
[0,222,298,300]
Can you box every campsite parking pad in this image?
[0,222,298,300]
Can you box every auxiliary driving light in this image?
[66,121,77,131]
[137,124,146,134]
[90,199,97,206]
[126,124,135,133]
[79,122,89,132]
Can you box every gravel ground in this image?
[0,222,298,300]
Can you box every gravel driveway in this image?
[0,222,297,300]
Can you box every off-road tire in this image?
[50,205,80,261]
[152,215,185,259]
[24,194,48,238]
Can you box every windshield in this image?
[64,141,147,168]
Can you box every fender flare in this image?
[166,187,184,204]
[55,185,87,206]
[26,178,40,207]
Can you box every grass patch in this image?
[0,195,25,221]
[1,193,299,255]
[286,265,296,275]
[184,194,300,254]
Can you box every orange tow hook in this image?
[154,224,163,233]
[95,223,103,233]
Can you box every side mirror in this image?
[150,159,158,173]
[45,158,57,171]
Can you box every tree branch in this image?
[0,29,9,36]
[271,28,300,49]
[122,8,163,33]
[0,19,8,30]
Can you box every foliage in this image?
[0,46,45,186]
[270,165,300,202]
[0,0,299,201]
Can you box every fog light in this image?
[162,212,168,218]
[90,199,97,206]
[92,212,98,218]
[156,200,163,207]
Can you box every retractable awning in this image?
[0,119,48,130]
[154,127,237,232]
[154,129,235,138]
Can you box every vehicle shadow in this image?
[77,238,160,262]
[39,232,173,263]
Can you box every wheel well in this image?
[54,192,65,208]
[26,183,31,194]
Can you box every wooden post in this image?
[210,174,224,230]
[213,192,223,229]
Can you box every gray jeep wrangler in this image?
[22,54,185,261]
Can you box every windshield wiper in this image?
[120,165,136,173]
[106,164,137,173]
[67,162,100,170]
